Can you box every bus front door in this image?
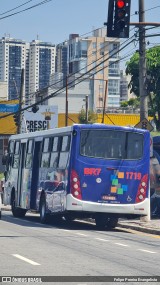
[30,141,41,209]
[17,142,26,207]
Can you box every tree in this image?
[126,46,160,130]
[120,98,140,109]
[78,108,97,124]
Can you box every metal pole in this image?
[102,80,108,123]
[139,0,148,121]
[17,68,24,134]
[65,76,68,127]
[85,95,88,123]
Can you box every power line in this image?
[0,0,53,20]
[0,36,135,120]
[0,0,34,16]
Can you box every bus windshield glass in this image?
[80,129,143,160]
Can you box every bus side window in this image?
[13,141,20,168]
[25,140,33,169]
[50,137,59,169]
[41,138,50,168]
[58,136,71,169]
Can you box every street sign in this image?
[134,118,154,132]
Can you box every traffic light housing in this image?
[13,113,19,127]
[107,0,131,38]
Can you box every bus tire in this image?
[40,195,48,224]
[11,192,26,218]
[64,214,75,222]
[106,217,118,229]
[95,213,107,230]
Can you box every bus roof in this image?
[9,124,149,141]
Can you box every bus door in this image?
[17,141,27,207]
[30,140,42,209]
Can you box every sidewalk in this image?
[118,218,160,235]
[1,204,160,235]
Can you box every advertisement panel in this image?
[23,105,58,132]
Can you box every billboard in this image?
[0,104,19,113]
[22,105,58,132]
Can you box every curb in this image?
[2,206,11,211]
[2,207,160,235]
[117,222,160,236]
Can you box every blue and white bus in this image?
[3,124,150,229]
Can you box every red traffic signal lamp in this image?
[107,0,131,38]
[116,0,125,9]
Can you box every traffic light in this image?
[13,113,19,127]
[107,0,131,38]
[32,105,39,113]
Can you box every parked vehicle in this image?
[150,136,160,216]
[2,124,150,229]
[0,190,1,219]
[0,178,4,204]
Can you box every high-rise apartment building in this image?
[0,37,27,100]
[0,36,56,104]
[28,40,56,104]
[67,28,120,111]
[56,41,68,81]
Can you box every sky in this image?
[1,0,160,69]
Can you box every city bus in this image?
[2,124,150,229]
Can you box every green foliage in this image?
[120,98,140,109]
[120,101,128,108]
[126,46,160,130]
[78,108,98,124]
[0,173,4,179]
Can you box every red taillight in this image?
[71,170,82,200]
[136,174,148,203]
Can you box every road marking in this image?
[12,254,40,265]
[138,249,157,254]
[76,233,88,237]
[115,243,129,247]
[95,238,109,242]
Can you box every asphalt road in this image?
[0,211,160,285]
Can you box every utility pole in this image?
[102,80,108,124]
[17,68,24,134]
[85,95,88,123]
[65,76,68,127]
[139,0,148,121]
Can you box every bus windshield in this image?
[80,129,143,160]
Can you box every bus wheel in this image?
[64,214,75,222]
[40,195,48,224]
[11,197,26,218]
[95,213,107,230]
[106,217,118,229]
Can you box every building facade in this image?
[0,37,56,104]
[0,37,27,100]
[28,40,56,104]
[67,28,121,111]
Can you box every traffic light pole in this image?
[17,68,24,134]
[139,0,148,121]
